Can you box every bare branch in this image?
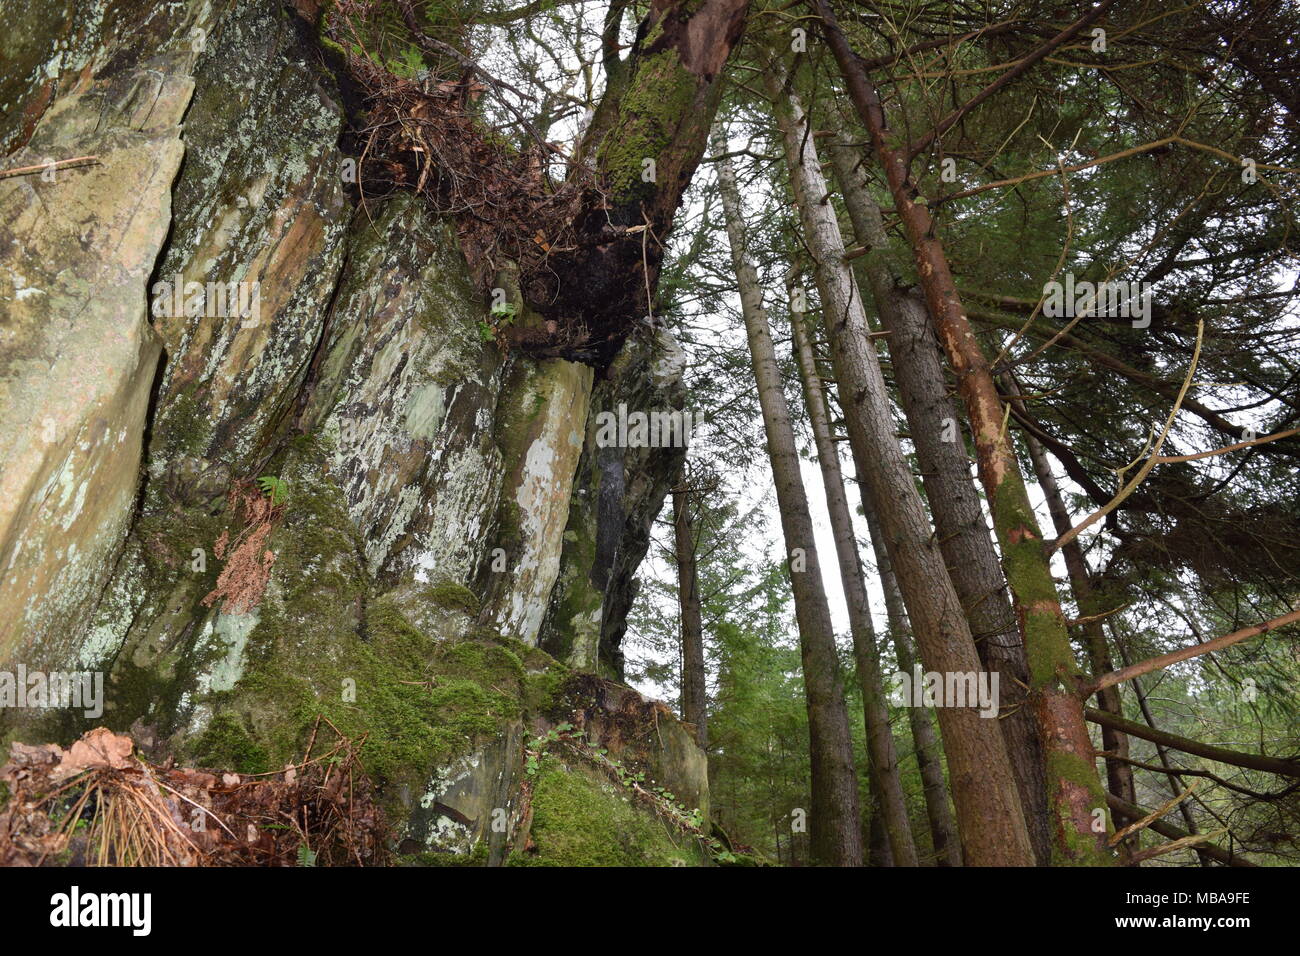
[1084,607,1300,697]
[1048,320,1204,554]
[1085,707,1300,778]
[1107,794,1255,866]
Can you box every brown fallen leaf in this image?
[54,727,134,780]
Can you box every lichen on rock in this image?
[0,0,711,868]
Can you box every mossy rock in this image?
[426,580,482,616]
[190,712,270,775]
[397,842,490,867]
[509,757,706,867]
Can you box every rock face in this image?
[539,332,689,678]
[0,0,705,865]
[0,1,205,671]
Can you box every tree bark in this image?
[784,298,918,866]
[527,0,751,361]
[765,67,1033,866]
[853,455,962,866]
[828,135,1051,864]
[1003,374,1136,820]
[672,481,708,748]
[712,132,863,867]
[866,770,895,866]
[810,0,1114,864]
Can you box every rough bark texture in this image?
[786,302,918,866]
[810,0,1113,864]
[855,484,962,866]
[785,303,918,865]
[767,67,1033,866]
[715,134,863,866]
[866,770,895,866]
[828,138,1050,863]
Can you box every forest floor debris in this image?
[0,720,389,866]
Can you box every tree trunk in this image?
[1003,374,1136,829]
[711,130,863,867]
[526,0,751,362]
[827,137,1051,864]
[867,770,895,866]
[810,1,1114,864]
[854,480,961,866]
[765,68,1034,866]
[672,481,708,748]
[783,297,918,866]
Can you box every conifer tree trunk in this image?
[827,136,1051,863]
[783,297,918,866]
[1003,376,1136,817]
[866,771,895,866]
[710,131,863,867]
[672,482,709,748]
[765,69,1034,866]
[526,0,751,357]
[810,0,1114,863]
[855,483,962,866]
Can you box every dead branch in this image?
[1084,607,1300,697]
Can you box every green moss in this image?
[398,842,489,867]
[538,523,602,666]
[150,383,212,465]
[184,446,550,811]
[597,50,699,200]
[427,580,481,616]
[508,757,701,867]
[222,593,524,799]
[1045,749,1116,866]
[992,480,1077,688]
[438,639,524,690]
[191,713,270,774]
[523,666,568,714]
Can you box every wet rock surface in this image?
[0,0,706,864]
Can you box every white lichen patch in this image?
[195,610,259,694]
